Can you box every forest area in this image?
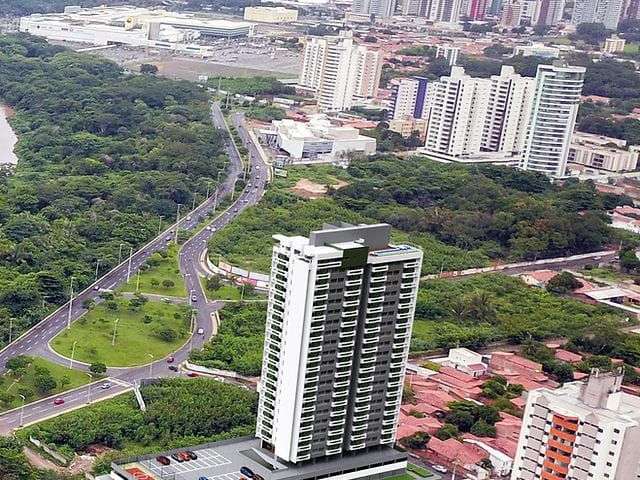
[0,34,227,349]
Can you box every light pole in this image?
[147,353,154,378]
[118,243,125,264]
[157,217,163,236]
[192,195,197,211]
[18,394,25,426]
[206,182,212,198]
[8,317,13,344]
[231,178,238,201]
[85,373,93,404]
[69,340,78,369]
[213,189,219,213]
[67,276,75,330]
[126,247,133,283]
[111,318,119,346]
[94,259,101,282]
[174,204,182,244]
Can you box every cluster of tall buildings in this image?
[353,0,486,22]
[392,62,585,177]
[499,0,565,28]
[298,31,383,112]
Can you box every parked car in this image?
[178,451,191,462]
[187,371,199,377]
[432,465,448,473]
[191,295,198,302]
[171,453,184,462]
[53,398,65,406]
[197,327,204,335]
[240,467,255,478]
[186,451,198,460]
[165,236,172,242]
[156,456,171,466]
[199,477,208,480]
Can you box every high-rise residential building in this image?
[256,223,423,464]
[423,66,491,158]
[536,0,565,25]
[436,44,460,66]
[427,0,465,21]
[399,0,431,14]
[482,66,535,155]
[353,0,398,16]
[299,31,382,112]
[511,370,640,480]
[572,0,624,28]
[489,0,505,16]
[500,0,524,26]
[520,63,585,178]
[391,77,429,120]
[467,0,489,18]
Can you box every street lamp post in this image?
[111,318,119,346]
[147,353,154,378]
[157,217,163,236]
[69,340,78,369]
[126,247,133,283]
[8,317,13,344]
[118,243,125,264]
[174,204,182,244]
[67,276,75,330]
[85,373,93,404]
[18,394,25,426]
[94,259,101,282]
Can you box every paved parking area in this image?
[141,448,234,479]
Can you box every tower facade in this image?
[520,64,585,178]
[256,223,423,464]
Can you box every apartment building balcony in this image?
[370,275,387,283]
[331,399,348,408]
[345,279,362,287]
[347,268,364,276]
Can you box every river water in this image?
[0,105,18,166]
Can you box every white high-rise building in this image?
[391,77,429,120]
[256,223,422,464]
[511,371,640,480]
[520,63,585,178]
[482,66,535,155]
[299,31,382,112]
[423,66,491,158]
[572,0,624,29]
[427,0,465,21]
[352,0,398,17]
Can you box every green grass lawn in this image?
[408,463,434,478]
[121,244,187,297]
[50,298,191,367]
[579,266,637,284]
[624,42,639,55]
[0,356,93,412]
[201,276,265,301]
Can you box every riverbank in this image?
[0,104,18,166]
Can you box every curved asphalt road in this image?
[0,103,269,433]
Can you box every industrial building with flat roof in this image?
[20,6,254,53]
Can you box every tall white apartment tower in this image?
[482,66,535,155]
[511,371,640,480]
[572,0,625,29]
[520,63,585,178]
[353,0,398,16]
[423,66,491,158]
[299,31,382,112]
[256,223,423,464]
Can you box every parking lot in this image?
[140,448,236,479]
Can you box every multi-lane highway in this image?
[0,103,269,433]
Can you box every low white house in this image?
[463,439,514,477]
[263,114,376,164]
[441,347,488,377]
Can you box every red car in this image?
[53,398,65,406]
[166,356,175,363]
[156,455,171,466]
[187,372,199,377]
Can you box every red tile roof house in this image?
[494,412,522,442]
[426,366,485,399]
[420,437,488,475]
[489,352,558,391]
[554,349,583,364]
[396,412,443,439]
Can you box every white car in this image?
[100,383,111,390]
[432,465,448,474]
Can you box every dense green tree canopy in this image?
[0,34,226,348]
